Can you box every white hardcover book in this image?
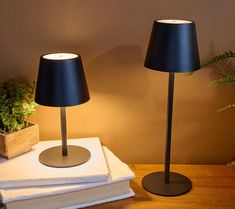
[0,146,135,209]
[0,138,109,189]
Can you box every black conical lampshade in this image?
[35,53,90,107]
[144,19,200,72]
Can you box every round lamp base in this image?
[142,172,192,196]
[39,145,91,168]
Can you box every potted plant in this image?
[0,80,39,159]
[202,50,235,111]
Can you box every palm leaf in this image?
[201,50,235,112]
[218,104,235,112]
[201,50,235,67]
[213,59,235,76]
[208,75,235,87]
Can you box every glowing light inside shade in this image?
[43,53,78,60]
[157,19,192,24]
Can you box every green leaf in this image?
[201,50,235,67]
[208,75,235,87]
[0,79,37,134]
[218,104,235,112]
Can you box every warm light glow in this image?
[43,53,78,60]
[157,19,192,24]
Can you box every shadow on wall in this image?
[87,45,149,98]
[167,66,235,164]
[172,95,235,164]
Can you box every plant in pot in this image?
[0,80,39,159]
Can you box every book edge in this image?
[61,188,135,209]
[4,182,134,209]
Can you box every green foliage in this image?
[0,80,37,134]
[217,104,235,112]
[208,75,235,87]
[202,50,235,112]
[201,50,235,67]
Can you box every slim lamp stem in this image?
[165,72,175,183]
[60,107,68,156]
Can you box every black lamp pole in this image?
[165,72,174,183]
[60,107,68,156]
[142,19,200,196]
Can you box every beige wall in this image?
[0,0,235,164]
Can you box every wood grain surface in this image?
[87,164,235,209]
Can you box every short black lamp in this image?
[35,53,91,168]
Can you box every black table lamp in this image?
[142,19,200,196]
[35,53,91,168]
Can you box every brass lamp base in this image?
[39,145,91,168]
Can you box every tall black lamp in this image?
[142,19,200,196]
[35,53,91,168]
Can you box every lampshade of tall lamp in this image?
[35,53,91,168]
[142,19,200,196]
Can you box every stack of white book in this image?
[0,138,135,209]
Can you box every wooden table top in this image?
[89,164,235,209]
